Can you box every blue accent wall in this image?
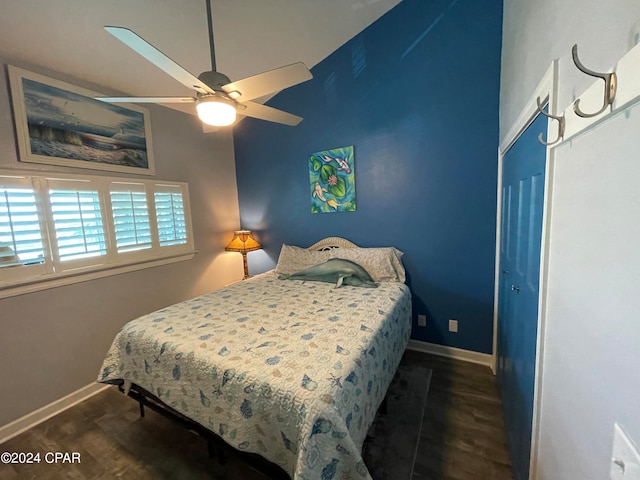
[233,0,503,353]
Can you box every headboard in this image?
[307,237,359,251]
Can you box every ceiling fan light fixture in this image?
[197,95,236,126]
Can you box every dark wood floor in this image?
[406,350,514,480]
[0,350,513,480]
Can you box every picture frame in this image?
[7,65,155,175]
[309,145,356,213]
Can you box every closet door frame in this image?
[493,60,559,480]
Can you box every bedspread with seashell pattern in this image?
[99,271,411,480]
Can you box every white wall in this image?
[501,1,640,479]
[0,57,244,427]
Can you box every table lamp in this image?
[225,230,261,279]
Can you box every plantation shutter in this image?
[0,186,45,266]
[110,183,152,253]
[1,172,194,293]
[49,187,107,262]
[154,186,187,247]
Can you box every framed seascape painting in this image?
[8,65,155,175]
[309,145,356,213]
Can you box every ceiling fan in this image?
[95,1,312,128]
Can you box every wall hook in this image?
[536,96,565,146]
[571,44,617,118]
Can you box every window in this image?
[0,184,44,266]
[0,172,194,294]
[49,185,107,262]
[110,183,152,253]
[155,186,187,247]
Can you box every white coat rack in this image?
[537,40,640,146]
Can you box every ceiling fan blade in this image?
[104,26,215,95]
[239,101,303,126]
[221,62,312,102]
[96,96,197,104]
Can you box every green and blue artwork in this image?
[309,145,356,213]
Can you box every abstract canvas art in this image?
[309,145,356,213]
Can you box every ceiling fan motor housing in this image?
[198,70,231,91]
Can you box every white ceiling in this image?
[0,0,401,117]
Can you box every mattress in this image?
[99,271,412,479]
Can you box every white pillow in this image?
[328,247,406,283]
[274,244,330,275]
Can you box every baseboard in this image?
[407,340,494,368]
[0,383,109,444]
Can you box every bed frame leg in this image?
[139,400,145,418]
[207,440,228,465]
[216,443,228,465]
[380,395,388,415]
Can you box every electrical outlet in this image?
[448,319,458,333]
[611,423,640,479]
[418,315,427,327]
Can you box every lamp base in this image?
[242,252,249,279]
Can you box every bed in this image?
[98,237,412,479]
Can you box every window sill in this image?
[0,251,196,300]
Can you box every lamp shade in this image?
[196,95,236,126]
[225,230,261,253]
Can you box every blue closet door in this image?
[497,112,547,480]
